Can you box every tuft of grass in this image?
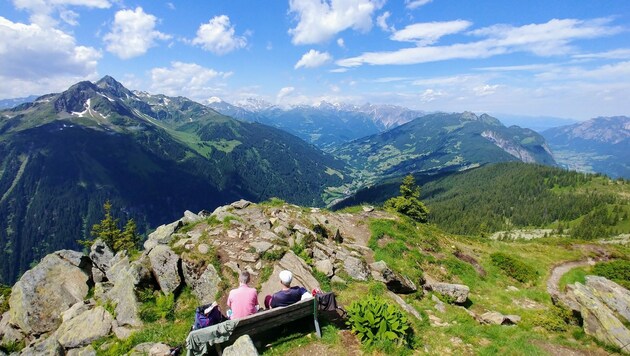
[490,252,538,284]
[312,270,332,292]
[559,266,589,292]
[0,284,11,315]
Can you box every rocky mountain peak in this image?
[95,75,135,99]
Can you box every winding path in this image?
[546,257,608,302]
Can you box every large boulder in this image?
[370,261,417,294]
[129,342,172,356]
[426,283,469,304]
[343,256,369,281]
[182,210,202,225]
[66,345,97,356]
[584,276,630,322]
[20,336,64,356]
[568,281,630,352]
[479,311,521,325]
[148,245,181,295]
[182,260,222,305]
[89,239,114,283]
[55,306,113,348]
[259,251,320,306]
[9,251,91,335]
[223,334,258,356]
[314,259,334,277]
[144,220,183,250]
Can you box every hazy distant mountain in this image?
[0,76,347,284]
[0,95,39,109]
[207,99,425,149]
[494,113,579,132]
[542,116,630,178]
[332,111,556,186]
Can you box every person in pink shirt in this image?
[227,271,259,319]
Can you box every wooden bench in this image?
[189,297,321,355]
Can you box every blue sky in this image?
[1,0,629,119]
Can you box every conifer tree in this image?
[90,200,121,251]
[384,175,429,223]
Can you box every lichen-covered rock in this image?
[129,342,172,356]
[89,239,114,283]
[259,251,320,306]
[144,220,183,250]
[479,311,520,325]
[55,306,113,348]
[426,283,469,304]
[569,281,630,352]
[182,261,221,304]
[66,345,97,356]
[20,336,64,356]
[585,276,630,322]
[9,251,91,335]
[231,200,251,209]
[182,210,201,225]
[0,311,25,344]
[343,256,369,281]
[250,241,273,254]
[223,334,259,356]
[370,260,417,294]
[314,259,334,277]
[148,245,181,295]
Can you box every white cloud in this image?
[149,62,231,100]
[330,68,348,73]
[391,20,472,45]
[277,86,295,102]
[295,49,332,69]
[337,18,622,67]
[192,15,247,55]
[473,84,500,96]
[0,16,101,97]
[573,48,630,60]
[419,88,444,102]
[104,7,170,59]
[376,11,393,32]
[337,38,345,48]
[288,0,383,45]
[12,0,111,27]
[405,0,432,10]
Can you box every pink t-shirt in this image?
[227,284,258,319]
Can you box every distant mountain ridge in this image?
[207,98,425,149]
[0,95,39,110]
[0,76,347,284]
[543,116,630,178]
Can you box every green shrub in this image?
[0,284,10,315]
[346,296,411,348]
[592,260,630,289]
[490,252,538,283]
[0,340,25,354]
[531,306,572,332]
[262,248,286,261]
[138,291,175,322]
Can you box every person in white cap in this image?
[264,270,308,308]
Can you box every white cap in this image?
[279,270,292,285]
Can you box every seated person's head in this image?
[239,271,250,285]
[279,270,292,288]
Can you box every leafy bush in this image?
[490,252,538,283]
[531,306,574,332]
[346,296,411,348]
[592,260,630,289]
[138,291,175,322]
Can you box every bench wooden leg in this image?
[215,343,223,356]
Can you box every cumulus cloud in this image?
[149,62,231,100]
[391,20,471,45]
[419,88,444,102]
[295,49,332,69]
[376,11,393,32]
[13,0,111,27]
[405,0,432,10]
[277,86,296,102]
[337,18,623,67]
[337,38,345,48]
[288,0,383,45]
[104,7,170,59]
[192,15,247,55]
[0,16,100,97]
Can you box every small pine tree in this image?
[384,175,429,223]
[114,219,139,252]
[90,201,121,251]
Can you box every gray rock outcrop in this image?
[314,259,334,277]
[343,256,369,281]
[425,282,469,304]
[182,260,221,304]
[20,336,64,356]
[89,239,114,283]
[223,334,259,356]
[129,342,172,356]
[259,251,320,306]
[479,311,521,325]
[144,220,183,250]
[370,261,417,294]
[9,251,91,335]
[55,306,113,348]
[584,276,630,322]
[66,345,97,356]
[148,245,181,295]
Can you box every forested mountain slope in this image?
[0,76,347,284]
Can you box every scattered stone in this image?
[223,334,259,356]
[314,259,334,277]
[331,275,346,285]
[144,220,183,250]
[513,298,545,310]
[240,252,259,263]
[112,324,134,340]
[425,282,469,304]
[56,306,113,348]
[432,295,446,313]
[231,200,251,209]
[182,261,222,305]
[197,244,210,254]
[250,241,273,254]
[427,313,448,327]
[362,206,374,212]
[9,251,91,335]
[343,256,369,281]
[182,210,201,224]
[225,261,241,275]
[148,245,181,295]
[479,311,520,325]
[506,286,519,292]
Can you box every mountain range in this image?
[543,116,630,179]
